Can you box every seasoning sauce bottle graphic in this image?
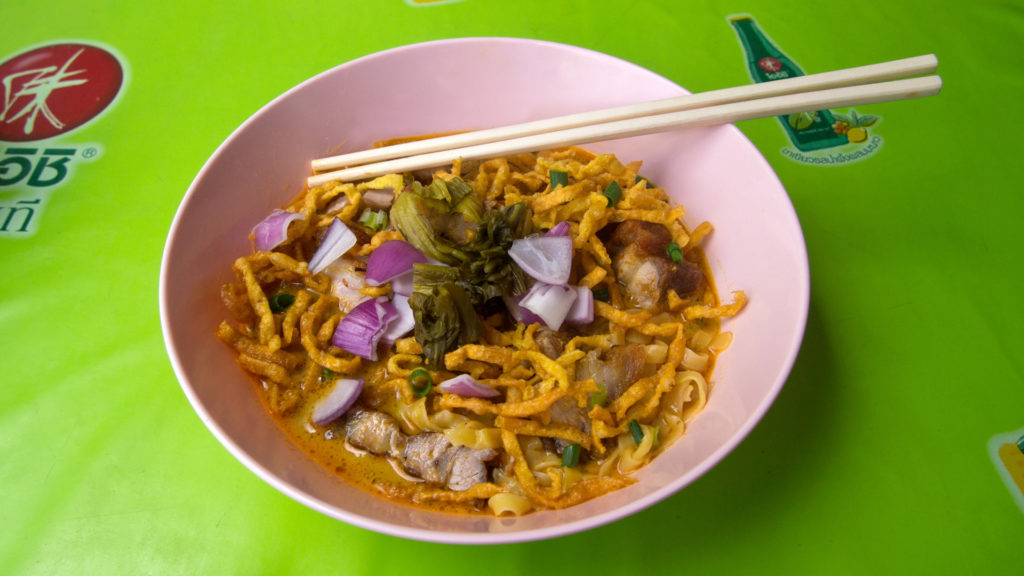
[729,15,849,151]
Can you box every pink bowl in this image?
[160,37,809,544]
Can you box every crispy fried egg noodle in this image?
[216,145,745,515]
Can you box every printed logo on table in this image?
[728,14,884,166]
[989,428,1024,514]
[0,41,126,238]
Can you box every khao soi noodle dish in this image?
[217,144,746,515]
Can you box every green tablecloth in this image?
[2,0,1021,572]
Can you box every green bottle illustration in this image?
[729,15,849,151]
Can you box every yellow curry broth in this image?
[218,146,745,515]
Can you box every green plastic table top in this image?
[2,0,1021,572]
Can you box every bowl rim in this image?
[159,36,810,544]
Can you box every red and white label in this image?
[0,43,124,142]
[757,56,783,73]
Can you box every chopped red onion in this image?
[502,293,543,326]
[251,209,305,252]
[389,271,414,296]
[365,240,428,286]
[308,218,358,275]
[311,378,364,426]
[565,285,594,325]
[519,281,578,330]
[381,294,415,347]
[332,297,398,361]
[438,374,500,398]
[545,221,571,237]
[508,235,573,285]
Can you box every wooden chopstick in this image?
[308,56,940,187]
[312,55,937,174]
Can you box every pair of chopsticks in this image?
[308,54,940,187]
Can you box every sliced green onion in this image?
[268,292,296,313]
[409,368,433,397]
[321,367,335,382]
[603,181,622,207]
[592,287,610,302]
[359,208,389,231]
[588,381,608,407]
[666,242,683,264]
[628,419,644,444]
[562,443,581,467]
[549,170,569,189]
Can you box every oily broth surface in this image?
[261,375,493,515]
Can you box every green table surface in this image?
[2,0,1022,573]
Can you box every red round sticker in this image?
[758,56,783,73]
[0,43,124,142]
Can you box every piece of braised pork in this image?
[605,220,703,310]
[401,433,497,492]
[342,407,496,491]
